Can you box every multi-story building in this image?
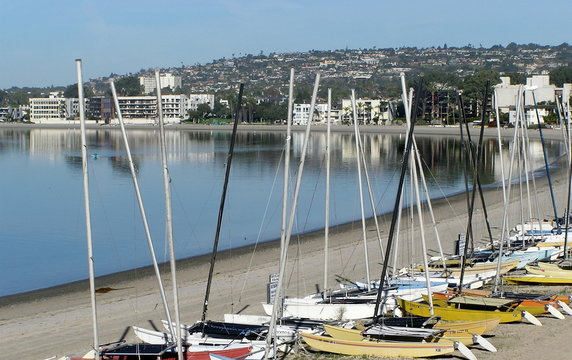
[139,73,182,94]
[494,75,566,125]
[188,94,215,111]
[341,98,385,124]
[161,95,188,119]
[115,95,188,123]
[0,106,26,121]
[87,96,114,123]
[293,103,329,125]
[29,97,79,123]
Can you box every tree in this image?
[63,83,94,98]
[161,86,173,95]
[294,84,313,103]
[462,70,501,102]
[550,66,572,87]
[111,76,143,96]
[507,73,526,85]
[213,100,231,118]
[255,102,287,123]
[197,103,211,118]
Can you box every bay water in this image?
[0,127,563,296]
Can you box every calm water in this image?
[0,127,564,296]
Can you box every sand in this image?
[1,124,571,360]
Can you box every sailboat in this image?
[504,262,572,284]
[300,331,468,359]
[429,291,563,318]
[95,76,253,360]
[321,323,497,352]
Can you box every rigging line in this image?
[523,122,549,232]
[202,83,244,322]
[173,175,218,253]
[86,159,124,269]
[300,150,325,232]
[374,161,400,212]
[237,146,285,303]
[520,122,535,221]
[338,232,363,277]
[415,150,466,230]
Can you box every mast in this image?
[281,70,294,266]
[351,90,371,291]
[324,88,331,293]
[265,73,320,359]
[493,89,508,207]
[458,86,493,291]
[401,77,433,312]
[528,88,559,222]
[374,79,422,319]
[202,84,244,322]
[76,59,99,360]
[411,141,433,315]
[412,140,446,267]
[356,129,385,260]
[268,70,294,357]
[493,87,523,293]
[155,70,183,360]
[110,80,174,332]
[391,78,412,275]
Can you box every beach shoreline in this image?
[1,124,571,360]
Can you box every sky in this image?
[1,0,570,89]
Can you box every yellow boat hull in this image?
[504,274,572,285]
[301,332,456,358]
[434,318,500,335]
[398,297,522,323]
[537,262,564,270]
[448,260,519,277]
[526,265,572,277]
[323,324,476,346]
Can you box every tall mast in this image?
[391,76,412,276]
[374,79,421,319]
[529,88,559,222]
[202,84,244,322]
[76,59,99,360]
[265,73,320,359]
[356,129,385,260]
[493,87,523,293]
[351,90,371,291]
[494,90,508,207]
[324,88,331,292]
[110,81,174,332]
[268,70,294,357]
[155,70,183,360]
[281,69,295,267]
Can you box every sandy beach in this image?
[1,124,571,360]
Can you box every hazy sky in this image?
[1,0,570,89]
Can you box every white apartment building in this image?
[293,103,328,125]
[494,75,562,125]
[341,98,386,124]
[495,75,556,111]
[292,104,344,125]
[29,98,80,123]
[188,94,215,111]
[115,95,188,123]
[139,73,182,94]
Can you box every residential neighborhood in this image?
[1,43,571,125]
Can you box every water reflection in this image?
[0,127,564,296]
